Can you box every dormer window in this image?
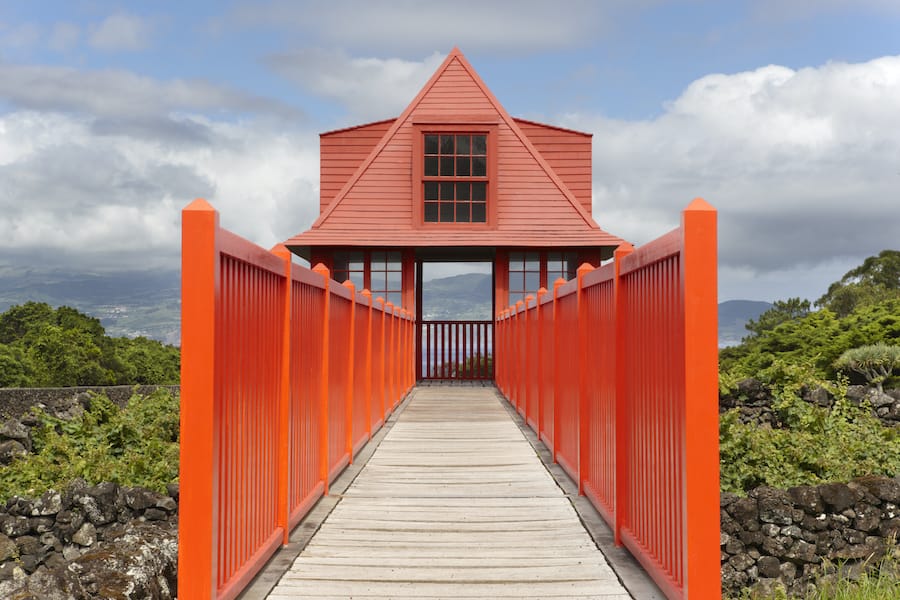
[423,133,488,223]
[413,123,497,227]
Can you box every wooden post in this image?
[271,244,292,546]
[551,278,565,464]
[343,281,356,464]
[385,302,395,411]
[576,263,594,496]
[362,290,373,439]
[179,199,219,599]
[313,263,331,496]
[376,297,386,423]
[536,288,547,441]
[613,243,634,546]
[523,294,534,421]
[681,199,720,599]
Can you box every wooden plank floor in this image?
[267,387,631,599]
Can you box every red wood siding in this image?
[320,120,395,213]
[288,49,625,253]
[514,119,592,215]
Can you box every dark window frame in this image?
[412,122,498,228]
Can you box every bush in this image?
[0,389,180,502]
[719,373,900,494]
[835,343,900,393]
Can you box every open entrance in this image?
[416,257,494,382]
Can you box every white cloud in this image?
[266,49,444,120]
[0,111,320,273]
[88,13,153,51]
[563,55,900,302]
[0,63,299,121]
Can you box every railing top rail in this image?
[618,227,681,275]
[581,259,616,288]
[289,261,327,290]
[218,228,286,277]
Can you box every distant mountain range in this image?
[0,270,773,348]
[718,299,773,347]
[0,269,181,345]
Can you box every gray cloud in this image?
[226,0,657,54]
[0,109,320,274]
[566,55,900,300]
[88,13,154,51]
[265,49,444,120]
[0,62,300,121]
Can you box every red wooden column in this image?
[681,199,720,599]
[535,287,548,441]
[514,300,525,415]
[361,290,373,439]
[576,263,594,496]
[385,302,396,410]
[376,297,386,422]
[551,278,565,464]
[343,281,356,464]
[613,243,633,546]
[271,245,293,546]
[523,294,534,420]
[312,263,331,496]
[179,199,220,600]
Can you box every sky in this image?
[0,0,898,303]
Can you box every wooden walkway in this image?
[266,387,631,599]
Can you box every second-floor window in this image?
[423,133,488,223]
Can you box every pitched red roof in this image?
[286,48,625,254]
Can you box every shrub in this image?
[834,344,900,393]
[0,389,180,502]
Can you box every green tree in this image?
[0,302,55,344]
[834,344,900,393]
[26,325,114,386]
[744,297,811,337]
[817,250,900,317]
[0,343,32,387]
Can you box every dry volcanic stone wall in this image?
[720,476,900,597]
[0,478,178,599]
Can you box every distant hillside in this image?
[719,300,773,347]
[422,273,493,320]
[0,270,180,345]
[0,268,773,348]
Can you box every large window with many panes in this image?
[333,250,403,307]
[423,133,487,223]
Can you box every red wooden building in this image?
[286,48,626,379]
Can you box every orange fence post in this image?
[523,295,533,419]
[576,263,594,496]
[313,263,331,496]
[514,300,524,414]
[376,297,386,422]
[179,199,219,600]
[343,281,356,464]
[385,302,395,410]
[536,288,547,439]
[271,245,293,546]
[551,278,565,464]
[362,290,373,439]
[613,243,634,546]
[681,199,720,599]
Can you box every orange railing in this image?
[180,200,414,600]
[495,199,720,600]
